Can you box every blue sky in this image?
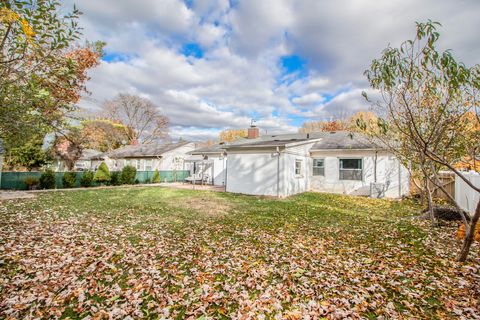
[73,0,480,141]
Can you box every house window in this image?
[339,158,363,181]
[145,159,152,171]
[136,159,142,170]
[295,159,302,176]
[312,159,325,176]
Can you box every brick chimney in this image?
[247,125,260,139]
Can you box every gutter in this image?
[310,148,386,152]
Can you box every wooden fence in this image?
[411,171,456,201]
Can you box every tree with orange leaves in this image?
[0,0,102,152]
[218,129,248,142]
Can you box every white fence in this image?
[455,171,480,215]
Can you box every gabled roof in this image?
[225,132,322,149]
[79,149,102,160]
[310,131,383,150]
[223,131,383,151]
[190,143,227,155]
[105,141,191,159]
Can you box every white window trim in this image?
[312,158,325,176]
[338,158,363,181]
[145,159,153,171]
[295,159,303,178]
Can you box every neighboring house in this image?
[222,127,409,198]
[75,149,102,171]
[95,141,196,172]
[185,143,227,186]
[52,149,102,172]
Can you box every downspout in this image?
[374,150,378,183]
[276,146,280,198]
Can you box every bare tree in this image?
[103,93,169,144]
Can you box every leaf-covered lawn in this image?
[0,188,479,319]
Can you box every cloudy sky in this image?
[69,0,480,141]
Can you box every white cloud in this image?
[72,0,480,141]
[292,93,325,106]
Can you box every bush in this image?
[151,170,160,183]
[62,172,77,188]
[80,170,94,187]
[121,165,136,184]
[110,171,122,186]
[94,162,111,184]
[24,177,39,190]
[39,169,56,189]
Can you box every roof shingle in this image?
[105,142,190,158]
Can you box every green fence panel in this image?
[0,170,190,190]
[1,172,42,190]
[135,170,189,183]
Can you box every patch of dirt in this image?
[421,205,470,222]
[175,197,232,216]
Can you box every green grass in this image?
[0,187,478,319]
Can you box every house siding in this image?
[225,142,317,197]
[310,150,409,198]
[282,143,316,196]
[211,155,227,186]
[226,150,281,196]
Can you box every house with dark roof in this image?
[94,141,196,172]
[52,149,103,171]
[210,126,409,198]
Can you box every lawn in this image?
[0,187,478,319]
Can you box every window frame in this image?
[312,158,325,176]
[339,158,363,181]
[145,159,153,171]
[294,159,303,176]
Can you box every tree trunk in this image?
[424,178,436,225]
[458,200,480,262]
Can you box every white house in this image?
[223,128,409,198]
[93,141,196,172]
[74,149,103,171]
[50,149,102,172]
[185,143,227,186]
